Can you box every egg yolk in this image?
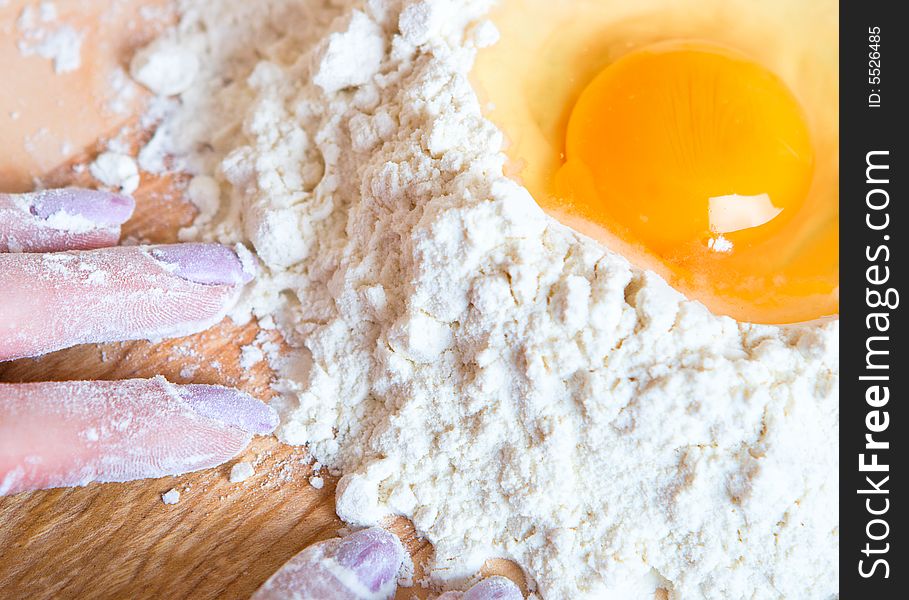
[547,40,836,323]
[558,40,812,251]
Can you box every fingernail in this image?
[463,577,523,600]
[24,188,134,227]
[335,528,406,594]
[149,243,254,286]
[176,384,278,435]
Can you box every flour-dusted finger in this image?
[460,577,524,600]
[0,243,254,361]
[0,189,135,253]
[0,377,277,496]
[252,527,406,600]
[437,577,524,600]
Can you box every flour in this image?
[16,1,83,74]
[706,235,733,253]
[162,488,181,504]
[229,461,255,483]
[90,152,140,194]
[105,67,142,116]
[239,343,265,369]
[130,37,200,96]
[134,1,839,598]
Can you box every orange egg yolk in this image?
[559,40,812,250]
[549,40,837,323]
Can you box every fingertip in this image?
[148,243,255,286]
[25,188,135,228]
[174,383,278,435]
[335,527,407,594]
[251,528,406,600]
[0,189,135,253]
[462,576,523,600]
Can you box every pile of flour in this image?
[133,0,839,598]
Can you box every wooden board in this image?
[0,2,525,597]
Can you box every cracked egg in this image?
[473,0,838,324]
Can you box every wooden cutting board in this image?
[0,2,525,597]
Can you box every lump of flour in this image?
[161,488,181,505]
[16,2,84,74]
[135,1,839,598]
[90,152,140,194]
[130,37,200,96]
[229,461,255,483]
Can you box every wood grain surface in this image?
[0,2,525,597]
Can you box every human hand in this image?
[252,527,523,600]
[1,191,520,598]
[0,188,276,496]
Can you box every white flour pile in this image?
[132,0,839,598]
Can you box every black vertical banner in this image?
[840,0,906,595]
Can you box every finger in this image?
[0,377,277,496]
[0,243,254,361]
[252,527,406,600]
[0,189,134,253]
[438,577,524,600]
[464,577,523,600]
